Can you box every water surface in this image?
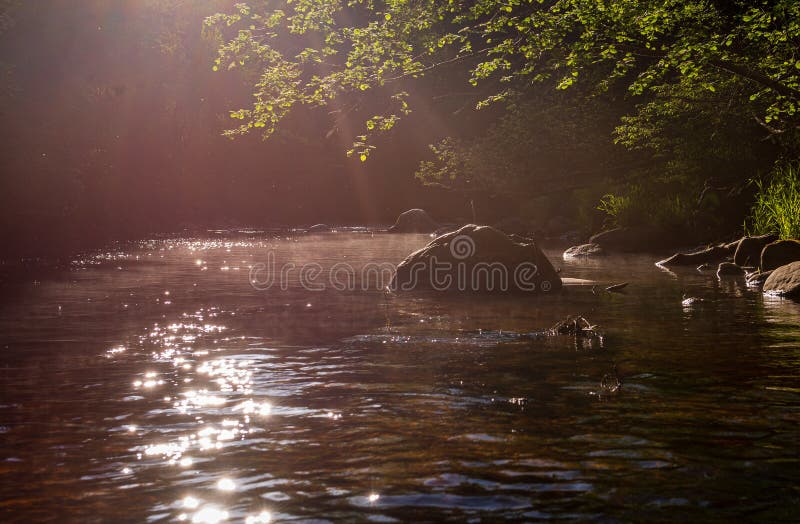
[1,232,799,522]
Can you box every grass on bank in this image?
[745,162,800,240]
[597,184,692,231]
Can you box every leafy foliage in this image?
[207,0,800,156]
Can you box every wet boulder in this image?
[717,262,745,277]
[760,239,800,271]
[387,208,440,233]
[746,270,773,289]
[563,243,605,258]
[763,261,800,298]
[733,233,779,267]
[657,244,731,266]
[390,224,562,293]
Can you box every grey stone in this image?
[763,261,800,297]
[387,209,440,233]
[717,262,745,277]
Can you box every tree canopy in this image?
[207,0,800,160]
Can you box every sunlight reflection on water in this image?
[113,313,290,522]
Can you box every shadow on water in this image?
[0,233,798,522]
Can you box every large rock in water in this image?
[390,224,562,293]
[763,261,800,298]
[760,239,800,271]
[388,209,440,233]
[733,233,779,267]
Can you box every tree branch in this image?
[620,44,800,101]
[708,57,800,101]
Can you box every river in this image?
[1,231,798,522]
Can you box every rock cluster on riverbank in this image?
[562,227,800,300]
[659,236,800,296]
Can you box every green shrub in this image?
[745,162,800,240]
[597,185,692,231]
[597,192,634,228]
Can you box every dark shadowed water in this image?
[1,232,799,522]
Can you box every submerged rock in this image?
[681,295,704,307]
[547,315,603,350]
[657,244,730,266]
[563,243,605,258]
[760,239,800,271]
[733,233,779,267]
[763,261,800,298]
[548,316,601,338]
[717,262,746,277]
[600,364,622,393]
[390,224,562,293]
[387,208,440,233]
[306,223,332,233]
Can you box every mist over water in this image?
[1,232,799,522]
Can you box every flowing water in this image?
[1,232,799,522]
